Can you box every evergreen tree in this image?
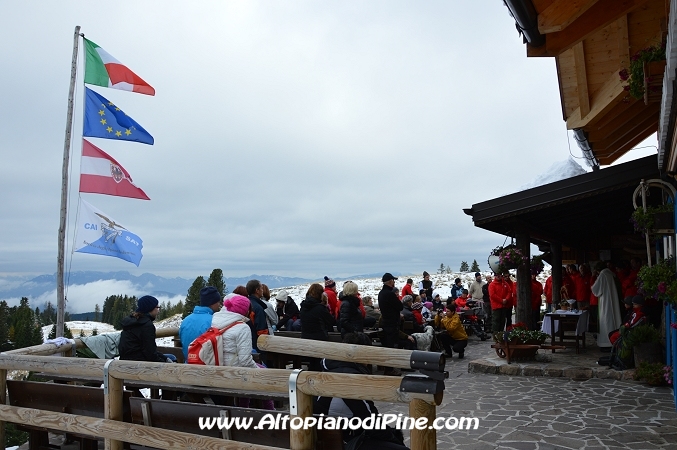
[40,301,56,325]
[437,263,445,274]
[207,269,226,297]
[48,324,56,340]
[0,300,11,351]
[94,303,101,322]
[445,266,452,274]
[183,276,206,318]
[459,261,469,272]
[13,298,43,349]
[79,329,86,338]
[470,259,480,272]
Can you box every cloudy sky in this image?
[0,1,656,281]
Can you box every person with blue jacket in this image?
[179,286,223,360]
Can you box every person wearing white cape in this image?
[590,265,622,349]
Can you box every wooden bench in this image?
[7,380,132,450]
[129,397,343,450]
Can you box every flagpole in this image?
[57,26,81,338]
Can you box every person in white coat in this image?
[591,264,622,350]
[211,294,258,369]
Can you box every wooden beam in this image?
[566,72,625,129]
[538,0,600,34]
[592,113,658,151]
[534,0,649,57]
[616,15,630,69]
[573,42,591,117]
[596,124,658,164]
[586,102,659,141]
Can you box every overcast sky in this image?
[0,1,657,281]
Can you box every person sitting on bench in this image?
[119,295,174,363]
[609,295,646,345]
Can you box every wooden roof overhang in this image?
[464,155,663,258]
[506,0,668,166]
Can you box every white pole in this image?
[56,26,81,338]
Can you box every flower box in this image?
[643,60,666,105]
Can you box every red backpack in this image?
[187,321,245,365]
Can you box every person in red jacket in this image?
[576,263,592,310]
[530,274,544,330]
[544,275,553,313]
[489,274,512,332]
[609,295,646,344]
[324,276,339,318]
[400,278,414,300]
[621,257,642,300]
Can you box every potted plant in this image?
[619,323,662,368]
[637,257,677,307]
[619,42,666,103]
[633,361,667,386]
[530,254,545,275]
[630,204,674,236]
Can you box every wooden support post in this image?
[289,370,314,450]
[516,231,532,327]
[551,242,563,307]
[0,369,5,450]
[409,398,436,450]
[104,361,124,450]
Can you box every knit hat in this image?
[276,290,289,302]
[475,272,481,277]
[623,296,633,306]
[412,302,423,310]
[324,276,336,288]
[223,295,251,317]
[200,286,222,307]
[424,301,433,309]
[423,271,429,277]
[632,295,644,306]
[136,295,159,313]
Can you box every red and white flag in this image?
[79,139,150,200]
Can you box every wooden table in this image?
[542,310,589,354]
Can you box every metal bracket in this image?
[288,368,303,415]
[400,373,445,395]
[103,359,114,395]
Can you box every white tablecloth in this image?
[541,310,589,335]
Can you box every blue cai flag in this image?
[75,200,144,266]
[83,87,154,145]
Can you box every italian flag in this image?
[84,38,155,96]
[79,139,150,200]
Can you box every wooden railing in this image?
[0,330,445,450]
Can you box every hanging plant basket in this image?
[643,59,666,105]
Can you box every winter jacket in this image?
[468,280,485,302]
[378,285,403,328]
[544,276,553,304]
[247,295,270,351]
[400,283,414,299]
[418,279,434,299]
[576,273,592,303]
[434,312,468,341]
[531,279,544,310]
[449,284,464,299]
[179,305,216,360]
[489,278,512,310]
[211,309,258,368]
[300,296,335,341]
[364,305,381,321]
[119,313,166,363]
[339,295,364,336]
[324,288,339,318]
[275,298,300,330]
[622,269,639,298]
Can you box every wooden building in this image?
[465,0,677,324]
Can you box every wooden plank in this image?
[617,15,630,69]
[257,335,427,370]
[0,405,281,450]
[295,371,439,405]
[0,354,106,377]
[566,72,625,128]
[597,123,658,164]
[536,0,649,57]
[592,112,659,150]
[289,390,314,450]
[587,101,659,141]
[538,0,600,34]
[573,42,590,117]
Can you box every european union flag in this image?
[83,87,154,145]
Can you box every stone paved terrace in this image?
[374,334,677,449]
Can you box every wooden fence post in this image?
[104,360,124,450]
[289,369,314,450]
[409,398,436,450]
